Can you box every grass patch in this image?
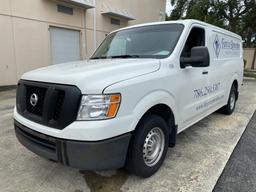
[244,69,256,73]
[244,71,256,79]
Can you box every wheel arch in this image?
[130,91,179,147]
[230,73,240,91]
[232,79,239,100]
[225,74,240,103]
[230,77,239,100]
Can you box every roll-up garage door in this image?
[50,27,81,64]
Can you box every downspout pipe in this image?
[84,9,87,58]
[93,0,97,51]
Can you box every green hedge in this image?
[244,71,256,79]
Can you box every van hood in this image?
[21,59,160,93]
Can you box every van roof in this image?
[112,19,241,40]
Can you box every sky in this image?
[166,0,174,16]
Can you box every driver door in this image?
[177,25,210,129]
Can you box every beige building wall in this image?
[0,0,166,86]
[0,15,16,85]
[85,0,166,55]
[243,48,256,69]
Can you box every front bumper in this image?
[14,120,131,170]
[14,107,134,141]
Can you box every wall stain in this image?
[80,169,129,192]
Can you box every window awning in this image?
[58,0,94,9]
[102,11,136,20]
[101,4,135,21]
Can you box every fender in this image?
[230,73,240,90]
[225,73,240,103]
[128,90,180,132]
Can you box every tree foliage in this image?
[166,0,256,47]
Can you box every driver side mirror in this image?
[180,46,210,68]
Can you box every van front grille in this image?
[25,85,46,117]
[53,90,65,121]
[16,80,81,129]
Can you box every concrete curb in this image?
[0,85,16,92]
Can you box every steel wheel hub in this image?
[143,127,165,167]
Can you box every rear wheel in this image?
[125,115,169,177]
[220,84,237,115]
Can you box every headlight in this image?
[77,94,121,120]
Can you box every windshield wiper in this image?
[91,55,141,60]
[90,56,108,60]
[109,55,141,59]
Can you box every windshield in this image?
[91,24,184,59]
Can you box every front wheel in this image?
[125,115,169,177]
[220,84,237,115]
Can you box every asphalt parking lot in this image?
[213,111,256,192]
[0,80,256,192]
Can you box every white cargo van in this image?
[14,19,243,177]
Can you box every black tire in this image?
[125,114,169,178]
[220,84,237,115]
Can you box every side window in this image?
[181,27,205,57]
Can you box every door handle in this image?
[202,71,208,75]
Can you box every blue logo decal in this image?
[213,35,221,58]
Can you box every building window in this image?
[111,18,121,26]
[57,4,73,15]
